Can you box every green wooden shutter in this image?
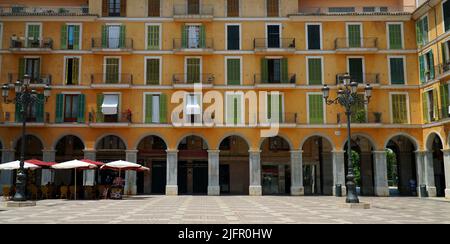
[119,25,126,48]
[27,25,40,47]
[199,25,206,48]
[101,25,107,48]
[281,58,288,83]
[392,94,408,124]
[422,92,429,123]
[348,24,361,48]
[227,59,240,85]
[72,58,80,85]
[147,25,159,50]
[308,58,322,85]
[236,95,242,124]
[267,94,272,120]
[429,51,435,79]
[159,94,167,123]
[419,55,426,83]
[261,59,268,83]
[181,25,187,48]
[15,101,23,122]
[442,42,449,64]
[423,16,429,44]
[145,94,153,123]
[433,89,439,120]
[61,25,68,50]
[18,58,25,79]
[390,58,405,85]
[77,94,86,123]
[35,94,44,123]
[73,25,80,50]
[389,24,402,49]
[309,94,324,124]
[416,21,422,46]
[96,94,104,123]
[440,84,449,118]
[146,59,160,85]
[55,94,64,123]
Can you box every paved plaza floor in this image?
[0,196,450,224]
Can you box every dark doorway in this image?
[192,161,208,194]
[267,25,280,48]
[219,164,230,194]
[178,161,188,194]
[151,161,166,194]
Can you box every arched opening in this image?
[386,135,417,196]
[344,135,375,196]
[15,135,43,160]
[219,136,249,195]
[177,135,209,195]
[427,133,445,197]
[302,136,334,195]
[55,135,85,162]
[137,136,167,195]
[96,135,127,185]
[260,136,291,195]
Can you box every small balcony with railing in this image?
[9,36,53,53]
[88,111,132,127]
[173,4,214,21]
[334,38,378,53]
[335,73,380,85]
[253,38,296,54]
[172,73,215,87]
[336,111,384,126]
[293,6,415,16]
[90,73,133,88]
[438,62,450,78]
[8,73,52,86]
[0,5,92,17]
[256,113,299,126]
[253,74,297,86]
[91,38,134,54]
[173,38,214,54]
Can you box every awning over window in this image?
[102,94,119,115]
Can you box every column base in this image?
[249,185,262,196]
[332,186,347,197]
[375,187,390,197]
[445,189,450,199]
[124,185,137,196]
[165,185,178,196]
[207,186,220,196]
[290,186,304,196]
[427,186,437,197]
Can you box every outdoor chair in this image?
[2,186,11,201]
[41,186,50,199]
[60,186,68,199]
[97,185,107,199]
[27,185,38,200]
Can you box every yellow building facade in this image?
[0,0,449,198]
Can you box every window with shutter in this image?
[147,25,160,50]
[186,58,201,83]
[227,58,241,85]
[347,24,361,48]
[392,94,408,124]
[388,23,402,49]
[55,94,64,123]
[65,57,80,85]
[422,92,429,123]
[227,0,239,17]
[416,16,429,46]
[267,93,283,123]
[389,57,405,84]
[226,94,243,125]
[227,25,240,50]
[308,94,324,124]
[64,94,79,122]
[266,0,279,17]
[146,58,160,85]
[308,57,322,85]
[105,58,120,83]
[26,24,40,48]
[440,84,450,119]
[148,0,160,17]
[348,58,364,83]
[307,24,321,50]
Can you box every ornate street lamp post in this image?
[2,75,51,202]
[322,73,372,204]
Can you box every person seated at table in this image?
[112,174,124,187]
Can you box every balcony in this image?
[337,112,383,125]
[9,37,53,53]
[88,111,132,127]
[253,74,297,86]
[172,73,215,87]
[8,73,52,85]
[438,62,450,77]
[295,6,416,15]
[90,73,133,88]
[91,38,134,54]
[336,73,380,85]
[334,38,378,53]
[253,38,296,54]
[256,113,299,126]
[173,39,214,54]
[0,6,92,16]
[173,4,214,22]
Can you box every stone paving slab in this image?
[1,196,450,224]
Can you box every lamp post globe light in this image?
[2,74,51,202]
[322,73,372,204]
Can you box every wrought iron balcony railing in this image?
[91,38,134,50]
[9,37,53,49]
[254,74,297,85]
[172,73,215,85]
[90,73,133,85]
[253,38,296,49]
[89,111,132,124]
[334,38,378,49]
[0,6,90,16]
[336,73,380,84]
[8,73,52,85]
[173,4,214,17]
[173,38,214,50]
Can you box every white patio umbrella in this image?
[0,161,40,170]
[51,160,97,200]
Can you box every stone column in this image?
[42,150,56,162]
[332,150,347,196]
[424,151,437,197]
[207,150,220,196]
[442,149,450,199]
[166,150,178,196]
[83,149,96,161]
[124,150,138,195]
[373,151,389,197]
[249,150,262,196]
[290,150,304,196]
[415,151,426,197]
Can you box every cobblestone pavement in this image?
[1,196,450,224]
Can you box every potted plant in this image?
[374,112,382,123]
[355,110,367,123]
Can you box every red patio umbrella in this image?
[26,159,56,168]
[80,159,104,167]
